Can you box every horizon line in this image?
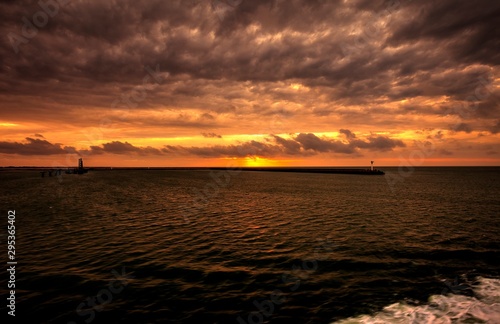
[1,165,499,169]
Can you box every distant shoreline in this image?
[1,166,498,170]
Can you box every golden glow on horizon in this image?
[1,111,499,167]
[243,157,290,167]
[244,157,264,167]
[1,152,498,167]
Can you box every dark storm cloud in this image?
[0,0,498,142]
[451,123,473,133]
[163,131,405,158]
[121,113,222,129]
[473,93,500,119]
[291,132,405,155]
[0,137,76,155]
[489,120,500,135]
[350,136,406,151]
[270,135,302,155]
[87,141,161,155]
[294,133,355,154]
[2,1,497,87]
[387,0,500,65]
[339,129,356,139]
[162,140,281,158]
[0,130,412,157]
[202,132,223,138]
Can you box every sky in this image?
[0,0,499,167]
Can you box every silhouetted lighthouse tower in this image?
[370,161,374,171]
[78,158,83,170]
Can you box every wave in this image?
[333,277,500,323]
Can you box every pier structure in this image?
[65,158,89,174]
[205,161,385,175]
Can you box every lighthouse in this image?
[370,161,374,171]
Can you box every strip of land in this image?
[0,166,385,175]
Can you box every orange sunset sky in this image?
[1,0,499,167]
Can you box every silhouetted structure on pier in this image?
[41,169,63,178]
[65,158,89,174]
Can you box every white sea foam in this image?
[333,277,500,324]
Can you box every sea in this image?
[1,167,499,323]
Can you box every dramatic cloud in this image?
[202,132,223,138]
[88,141,162,156]
[0,137,76,155]
[490,120,500,135]
[1,131,405,159]
[73,131,403,159]
[350,136,406,152]
[0,0,498,165]
[452,123,473,133]
[339,129,356,139]
[294,133,355,154]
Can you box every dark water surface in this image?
[1,167,499,323]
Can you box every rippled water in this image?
[1,167,499,323]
